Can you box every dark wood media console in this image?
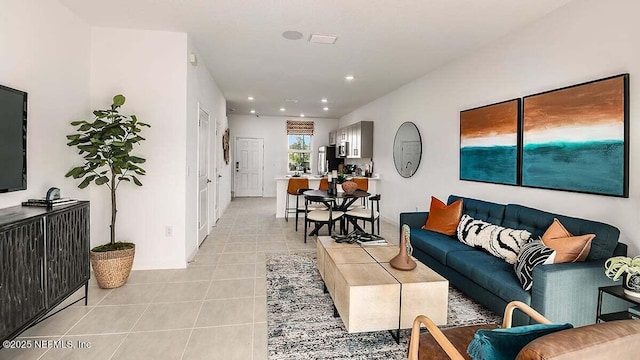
[0,201,90,343]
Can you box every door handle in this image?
[207,179,212,183]
[218,174,222,178]
[236,161,239,172]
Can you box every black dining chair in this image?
[304,194,344,243]
[345,194,381,235]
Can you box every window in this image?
[288,134,312,172]
[286,120,314,172]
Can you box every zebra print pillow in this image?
[456,214,532,264]
[514,240,556,290]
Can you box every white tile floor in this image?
[1,197,399,360]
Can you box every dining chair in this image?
[345,194,380,234]
[285,177,310,231]
[304,194,344,243]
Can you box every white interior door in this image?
[235,137,264,197]
[198,107,210,245]
[214,119,222,223]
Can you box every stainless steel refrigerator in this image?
[318,146,341,174]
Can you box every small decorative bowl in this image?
[341,181,358,194]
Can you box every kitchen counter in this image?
[275,175,380,218]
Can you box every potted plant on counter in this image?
[604,256,640,298]
[65,94,150,289]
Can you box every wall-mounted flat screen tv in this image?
[0,84,27,193]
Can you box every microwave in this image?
[338,141,348,157]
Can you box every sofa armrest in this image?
[530,260,617,326]
[517,320,640,360]
[399,212,429,229]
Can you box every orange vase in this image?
[390,225,417,271]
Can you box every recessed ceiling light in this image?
[345,75,355,81]
[282,31,303,40]
[323,107,329,111]
[284,98,298,103]
[280,107,286,112]
[300,114,305,117]
[250,110,256,114]
[321,98,328,103]
[248,96,254,101]
[308,34,338,44]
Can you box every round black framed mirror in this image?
[393,122,422,178]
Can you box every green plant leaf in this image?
[78,177,92,189]
[131,175,143,186]
[113,94,125,107]
[95,176,109,185]
[71,120,86,126]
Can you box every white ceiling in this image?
[58,0,573,119]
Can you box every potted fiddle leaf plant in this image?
[65,94,149,289]
[604,256,640,298]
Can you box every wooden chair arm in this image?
[408,301,552,360]
[501,301,551,328]
[409,315,465,360]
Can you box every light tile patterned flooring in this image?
[1,197,399,360]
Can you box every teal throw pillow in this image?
[467,323,573,360]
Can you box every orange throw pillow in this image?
[422,197,463,236]
[542,218,595,263]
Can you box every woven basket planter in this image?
[90,246,135,289]
[341,181,358,194]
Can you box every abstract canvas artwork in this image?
[522,74,629,197]
[460,99,520,185]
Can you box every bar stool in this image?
[319,177,329,190]
[285,177,309,231]
[351,177,369,208]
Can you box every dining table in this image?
[302,189,371,235]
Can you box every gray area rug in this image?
[267,252,501,359]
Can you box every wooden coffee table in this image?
[316,236,448,338]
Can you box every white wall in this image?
[186,38,230,261]
[340,0,640,255]
[91,27,188,269]
[228,115,339,197]
[0,0,90,209]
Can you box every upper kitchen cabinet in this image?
[329,130,337,146]
[332,121,372,159]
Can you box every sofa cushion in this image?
[423,196,463,236]
[544,234,594,263]
[457,215,531,264]
[541,218,594,263]
[447,251,531,304]
[502,204,619,261]
[448,195,506,225]
[467,323,573,360]
[514,240,556,290]
[410,228,474,264]
[542,218,571,239]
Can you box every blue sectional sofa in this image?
[400,195,627,326]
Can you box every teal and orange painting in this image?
[460,99,520,185]
[522,75,627,196]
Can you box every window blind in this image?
[286,120,314,136]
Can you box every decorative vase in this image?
[390,224,417,271]
[90,245,135,289]
[341,181,358,194]
[623,273,640,298]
